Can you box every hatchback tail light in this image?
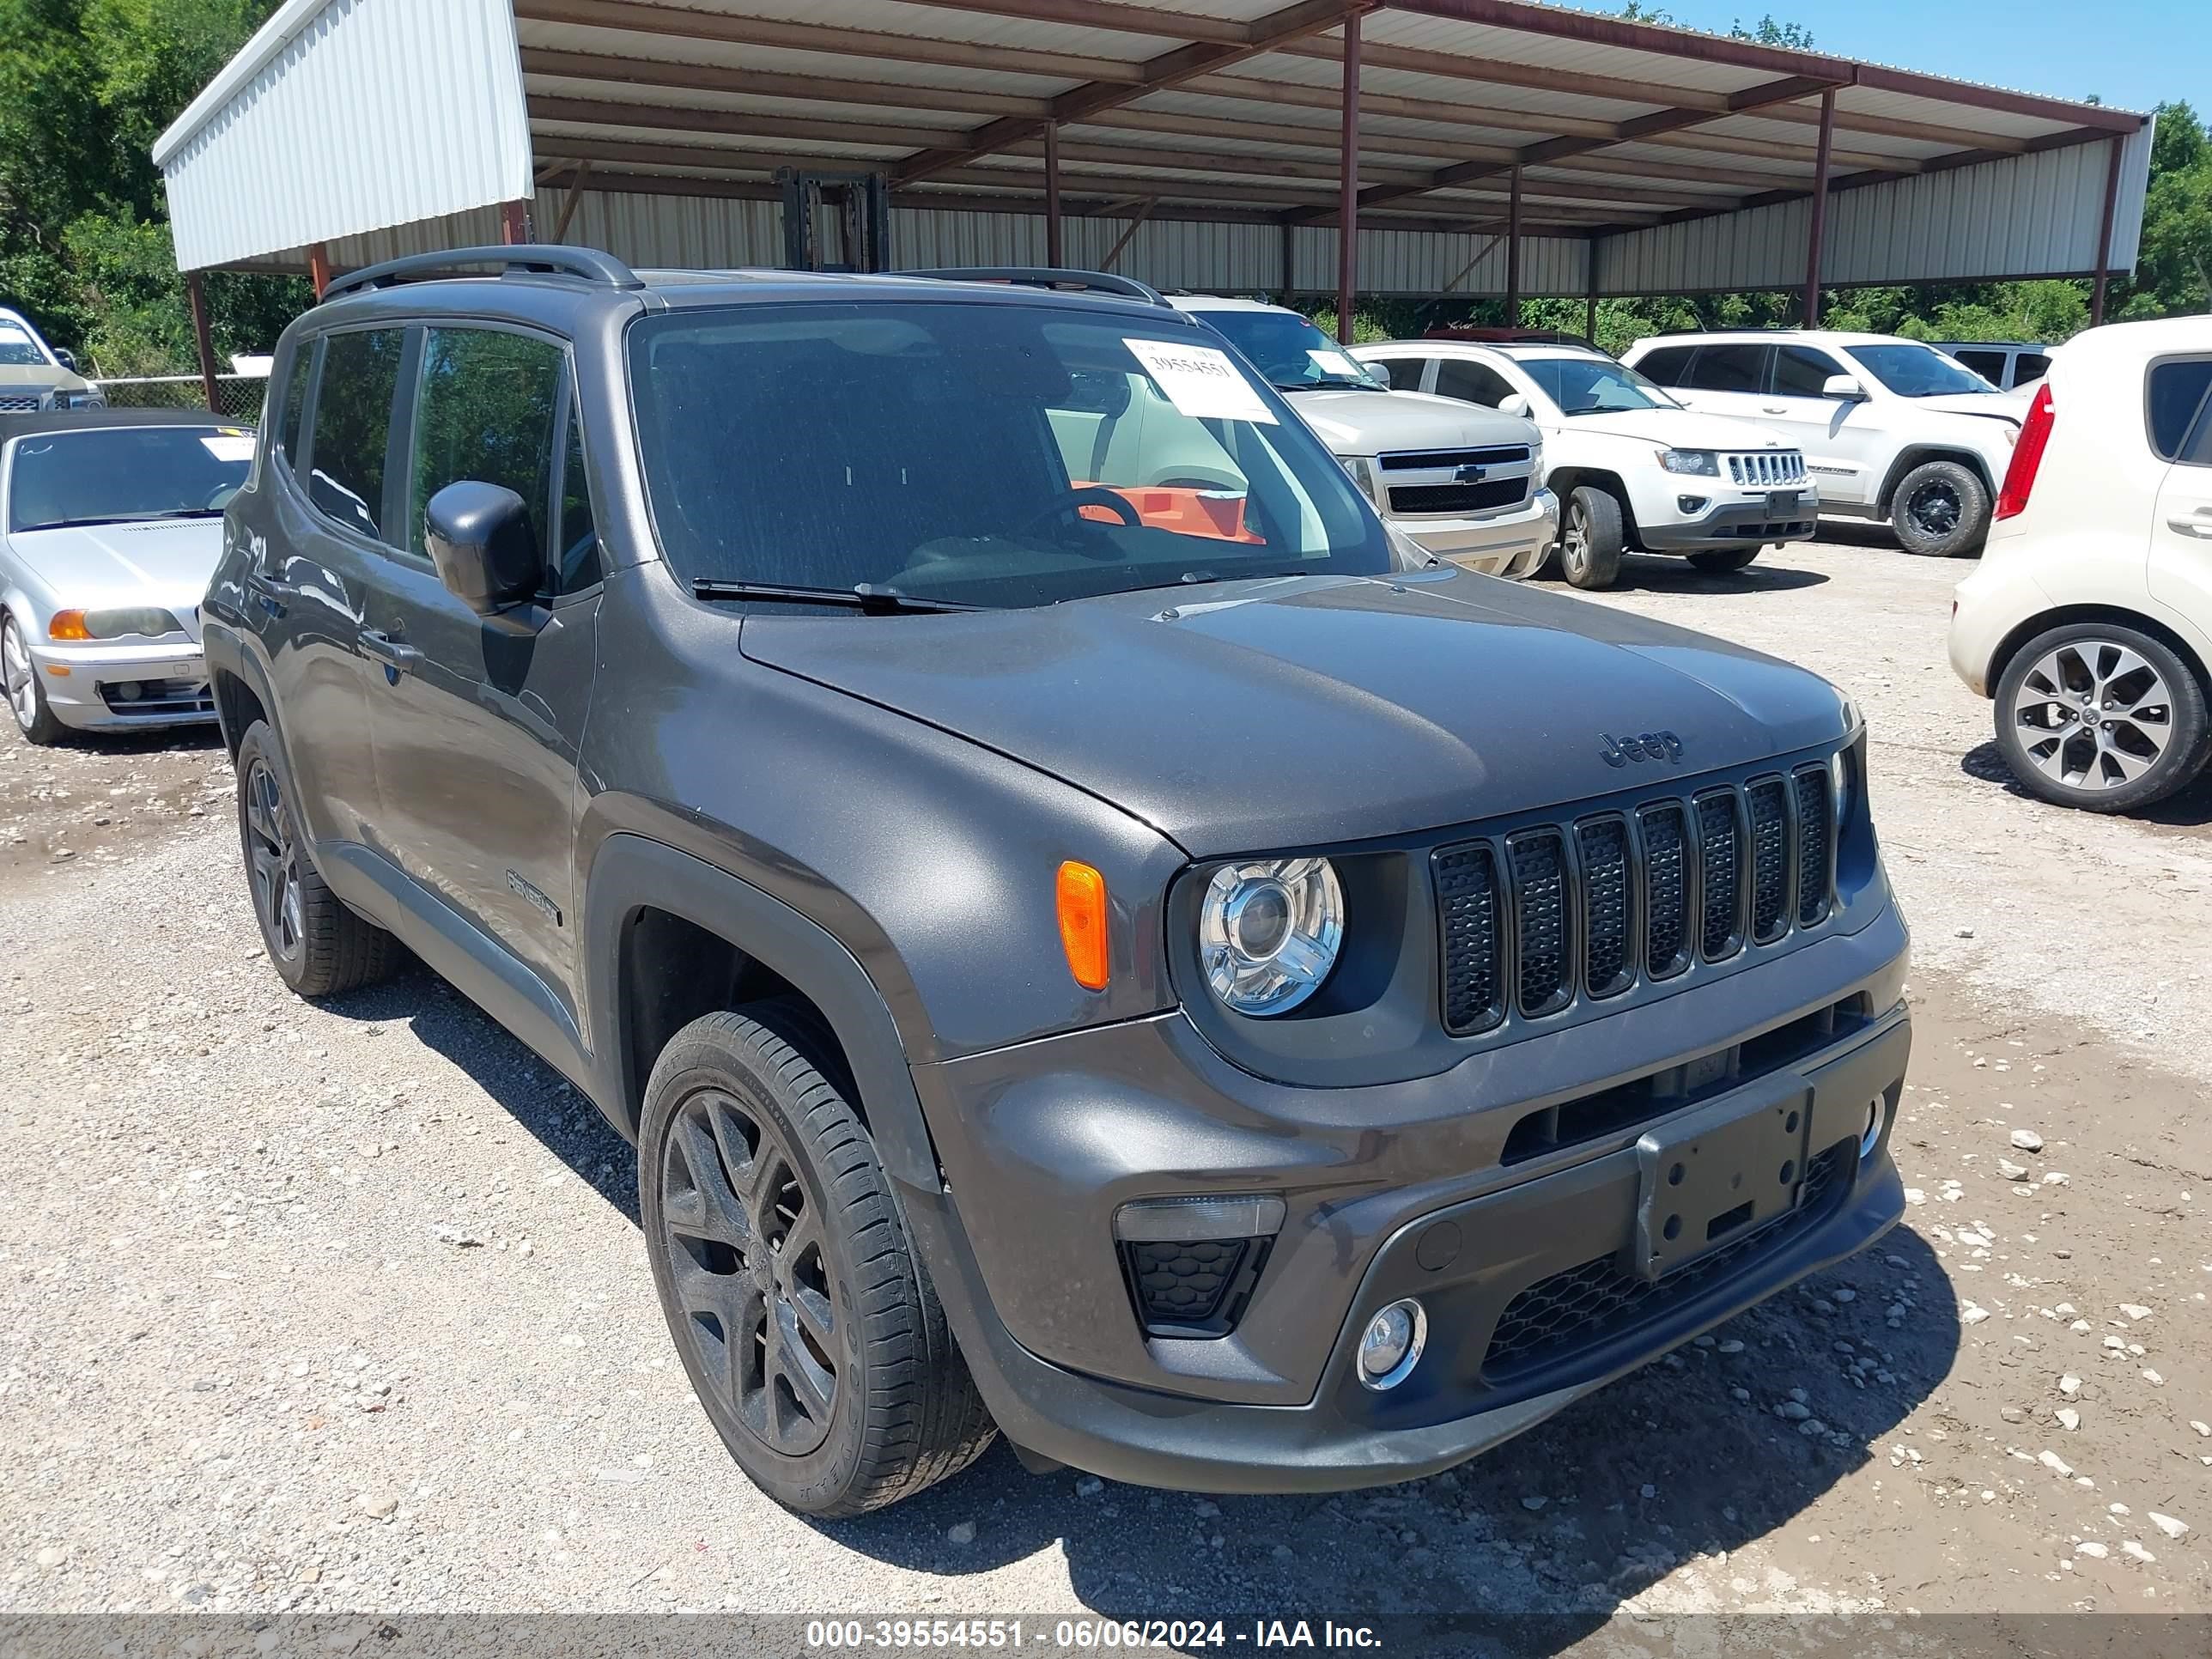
[1994,383,2054,521]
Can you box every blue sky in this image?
[1559,0,2203,115]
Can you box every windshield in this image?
[1843,343,1997,398]
[1188,307,1388,392]
[8,426,252,532]
[628,301,1392,610]
[1516,355,1675,416]
[0,320,48,368]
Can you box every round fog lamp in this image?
[1357,1297,1426,1390]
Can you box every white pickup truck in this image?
[1622,330,2023,559]
[1354,338,1813,588]
[1175,296,1558,578]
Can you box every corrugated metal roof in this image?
[158,0,2153,296]
[159,0,534,271]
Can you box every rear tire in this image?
[234,720,401,996]
[3,614,66,746]
[640,1008,996,1517]
[1559,487,1626,590]
[1687,546,1761,575]
[1890,459,1990,557]
[1993,623,2212,813]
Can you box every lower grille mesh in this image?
[1483,1144,1853,1381]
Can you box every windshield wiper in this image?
[690,579,987,615]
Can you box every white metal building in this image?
[153,0,2154,325]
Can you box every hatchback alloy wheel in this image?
[2009,638,2172,793]
[659,1085,842,1458]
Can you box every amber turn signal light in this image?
[1055,860,1109,992]
[47,610,90,641]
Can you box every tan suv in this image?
[0,307,105,413]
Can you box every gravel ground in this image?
[0,535,2206,1633]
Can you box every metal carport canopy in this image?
[154,0,2153,319]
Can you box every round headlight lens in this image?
[1199,857,1343,1016]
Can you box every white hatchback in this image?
[1948,318,2212,811]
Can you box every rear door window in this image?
[274,341,313,475]
[1686,343,1769,393]
[407,325,564,564]
[2148,359,2212,465]
[1364,356,1430,391]
[1632,345,1694,386]
[1771,344,1845,397]
[553,404,603,594]
[1950,349,2006,383]
[307,327,407,542]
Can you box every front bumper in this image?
[1637,488,1818,553]
[29,638,215,729]
[1389,487,1558,579]
[912,904,1911,1492]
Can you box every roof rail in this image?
[321,246,643,301]
[896,266,1172,308]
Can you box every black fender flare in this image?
[579,833,941,1191]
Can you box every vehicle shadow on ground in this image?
[319,959,1960,1630]
[318,960,643,1224]
[1534,556,1829,595]
[822,1228,1959,1630]
[1959,739,2212,830]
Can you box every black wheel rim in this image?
[1905,479,1961,539]
[660,1089,841,1458]
[242,757,305,963]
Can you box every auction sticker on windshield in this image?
[1308,347,1361,378]
[1123,337,1276,424]
[201,432,255,463]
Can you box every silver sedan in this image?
[0,410,253,744]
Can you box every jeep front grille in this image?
[1723,451,1806,485]
[1433,765,1836,1036]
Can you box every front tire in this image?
[1559,486,1625,589]
[1687,545,1761,575]
[1890,459,1990,557]
[640,1008,995,1517]
[3,614,66,745]
[1993,623,2212,812]
[234,720,400,995]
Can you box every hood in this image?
[1283,387,1539,459]
[739,568,1851,856]
[6,518,224,617]
[0,363,85,392]
[1911,392,2021,424]
[1559,406,1794,451]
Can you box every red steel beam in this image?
[501,200,532,245]
[1336,9,1360,343]
[306,242,332,300]
[1044,122,1064,266]
[185,272,221,414]
[2092,133,2125,325]
[1803,89,1835,326]
[889,0,1371,188]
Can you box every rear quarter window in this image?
[1686,343,1768,393]
[2147,359,2212,465]
[1632,345,1693,386]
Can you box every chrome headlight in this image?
[50,606,185,641]
[1658,448,1720,476]
[1199,857,1343,1016]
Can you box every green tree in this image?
[1731,14,1815,48]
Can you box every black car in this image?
[203,248,1911,1517]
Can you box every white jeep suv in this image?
[1948,318,2212,812]
[1175,295,1558,577]
[1353,338,1812,589]
[1624,331,2021,559]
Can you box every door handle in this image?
[245,572,289,618]
[2168,514,2212,538]
[1761,404,1788,414]
[358,628,423,672]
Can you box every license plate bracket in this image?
[1626,1081,1814,1281]
[1766,489,1798,514]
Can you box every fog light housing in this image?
[1677,495,1708,514]
[1357,1297,1426,1390]
[1860,1094,1887,1157]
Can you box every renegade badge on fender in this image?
[204,252,1910,1517]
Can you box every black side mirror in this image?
[424,481,539,614]
[52,348,76,372]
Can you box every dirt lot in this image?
[0,536,2207,1639]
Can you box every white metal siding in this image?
[1597,126,2154,295]
[160,0,535,272]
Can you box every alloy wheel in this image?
[2009,639,2173,793]
[1904,477,1962,540]
[1562,503,1589,576]
[3,619,34,731]
[659,1088,842,1458]
[242,757,306,961]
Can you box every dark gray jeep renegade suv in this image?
[204,249,1910,1518]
